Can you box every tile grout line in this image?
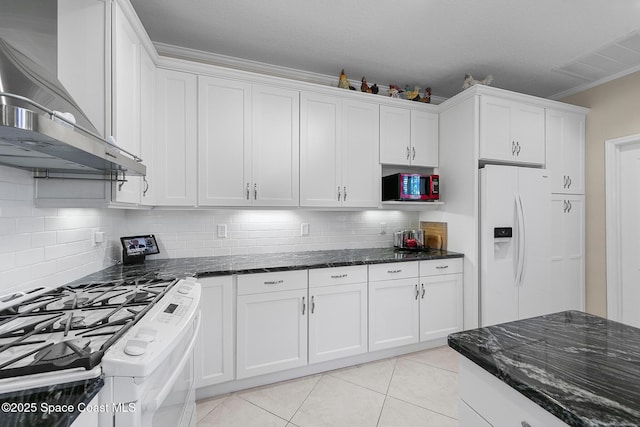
[375,357,399,427]
[286,373,324,424]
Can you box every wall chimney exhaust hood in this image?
[0,1,146,177]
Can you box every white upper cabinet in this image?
[198,76,252,206]
[250,85,300,207]
[479,95,545,165]
[58,0,108,137]
[138,47,156,205]
[111,1,141,204]
[546,109,585,194]
[300,92,379,208]
[380,105,438,167]
[155,68,198,206]
[198,81,299,207]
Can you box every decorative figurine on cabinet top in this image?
[361,77,372,93]
[338,69,356,90]
[420,87,432,103]
[462,73,494,89]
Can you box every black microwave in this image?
[382,173,439,201]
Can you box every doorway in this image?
[606,134,640,326]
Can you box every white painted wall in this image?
[0,164,419,292]
[0,166,124,295]
[123,209,418,259]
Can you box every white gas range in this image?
[0,275,201,427]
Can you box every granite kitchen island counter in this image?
[71,247,463,284]
[448,310,640,426]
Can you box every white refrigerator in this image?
[479,165,551,327]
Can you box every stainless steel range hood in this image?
[0,1,146,177]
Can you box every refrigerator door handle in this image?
[515,194,526,287]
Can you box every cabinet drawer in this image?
[420,258,463,276]
[459,357,568,427]
[368,262,418,281]
[309,265,367,288]
[237,270,307,295]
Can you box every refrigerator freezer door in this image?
[480,165,551,327]
[480,165,519,326]
[516,167,551,320]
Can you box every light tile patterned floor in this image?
[196,346,459,427]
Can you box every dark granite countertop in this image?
[0,376,103,427]
[71,247,463,284]
[448,311,640,427]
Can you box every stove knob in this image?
[124,339,148,356]
[136,327,157,342]
[178,284,193,294]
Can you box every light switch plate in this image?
[217,224,227,238]
[301,223,310,236]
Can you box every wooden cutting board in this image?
[420,221,447,250]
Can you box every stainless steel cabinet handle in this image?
[254,183,257,200]
[143,177,149,196]
[406,146,410,160]
[337,186,341,201]
[421,283,425,299]
[415,284,419,300]
[516,141,521,155]
[512,141,516,155]
[567,200,573,213]
[567,175,572,188]
[302,296,306,315]
[563,200,568,213]
[412,147,416,160]
[344,186,347,201]
[311,295,315,314]
[246,183,250,200]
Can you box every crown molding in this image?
[154,42,447,105]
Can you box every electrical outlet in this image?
[93,229,104,246]
[301,223,310,236]
[217,224,227,238]
[380,222,387,234]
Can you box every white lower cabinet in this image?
[236,271,308,379]
[459,356,568,427]
[308,266,368,364]
[369,262,420,351]
[369,260,463,352]
[194,276,234,388]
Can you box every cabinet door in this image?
[480,96,544,165]
[194,276,234,388]
[300,92,341,207]
[251,85,300,206]
[410,110,438,167]
[546,110,585,194]
[342,99,380,208]
[155,69,197,206]
[380,105,411,165]
[369,278,419,351]
[236,289,307,379]
[58,0,107,136]
[198,76,252,206]
[512,103,545,165]
[550,195,585,312]
[111,2,141,204]
[419,273,463,341]
[308,282,368,364]
[139,48,155,205]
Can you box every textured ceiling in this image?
[130,0,640,100]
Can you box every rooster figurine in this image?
[462,73,493,89]
[404,86,421,101]
[361,77,372,93]
[420,87,432,103]
[338,69,355,90]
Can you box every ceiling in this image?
[130,0,640,101]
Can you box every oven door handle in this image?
[143,310,201,413]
